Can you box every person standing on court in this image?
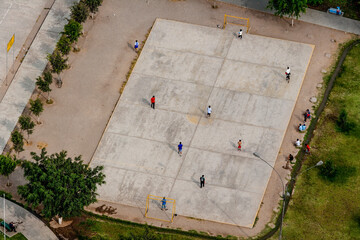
[161,197,167,210]
[200,175,205,188]
[150,96,155,109]
[178,142,183,156]
[238,139,242,151]
[285,67,291,82]
[134,40,139,52]
[207,106,212,118]
[238,29,242,39]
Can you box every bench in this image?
[0,221,12,232]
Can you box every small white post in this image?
[5,44,8,86]
[58,216,63,225]
[3,194,6,240]
[12,36,15,74]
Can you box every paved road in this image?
[0,0,78,154]
[220,0,360,35]
[0,0,48,85]
[0,197,58,239]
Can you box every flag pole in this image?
[12,34,15,74]
[3,194,5,239]
[5,43,8,86]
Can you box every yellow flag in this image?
[7,34,15,52]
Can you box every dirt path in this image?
[2,0,354,238]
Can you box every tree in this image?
[307,0,323,5]
[84,0,103,18]
[18,148,105,222]
[47,50,68,82]
[0,155,17,186]
[267,0,307,26]
[36,72,53,102]
[11,130,24,155]
[30,98,44,124]
[56,35,71,55]
[18,115,35,142]
[71,2,89,23]
[63,19,83,43]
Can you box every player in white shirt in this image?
[285,67,291,82]
[207,106,212,117]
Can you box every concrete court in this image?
[90,19,314,227]
[0,0,48,85]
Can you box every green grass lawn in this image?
[2,233,27,240]
[0,232,27,240]
[279,43,360,239]
[75,213,235,240]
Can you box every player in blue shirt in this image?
[134,40,139,52]
[178,142,183,156]
[161,197,167,210]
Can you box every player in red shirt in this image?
[151,96,155,109]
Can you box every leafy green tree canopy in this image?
[84,0,103,14]
[64,19,83,43]
[18,148,106,219]
[0,155,17,186]
[57,35,72,55]
[307,0,323,5]
[71,2,89,23]
[30,98,44,119]
[267,0,307,25]
[36,76,51,95]
[19,115,35,140]
[47,50,68,76]
[11,130,24,155]
[36,72,53,102]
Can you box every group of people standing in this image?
[284,109,312,169]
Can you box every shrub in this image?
[84,0,103,14]
[71,2,89,23]
[319,158,356,183]
[319,160,337,180]
[336,109,356,134]
[0,190,12,200]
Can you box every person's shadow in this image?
[127,42,136,52]
[191,176,200,188]
[167,143,177,153]
[198,107,206,116]
[230,141,237,149]
[142,98,150,106]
